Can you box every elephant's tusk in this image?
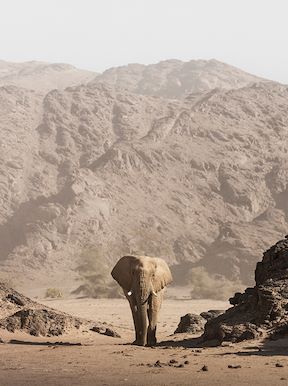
[152,291,158,297]
[127,290,132,296]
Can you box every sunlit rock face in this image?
[0,59,287,292]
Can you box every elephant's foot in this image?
[146,337,157,347]
[132,339,146,346]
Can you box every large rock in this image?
[174,310,225,334]
[202,237,288,343]
[0,282,120,338]
[174,313,206,334]
[1,308,82,336]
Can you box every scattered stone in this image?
[103,328,121,338]
[169,359,178,364]
[90,326,120,338]
[154,360,162,368]
[276,363,284,368]
[177,364,184,368]
[228,365,242,369]
[201,365,208,371]
[174,313,206,334]
[221,341,234,347]
[184,360,190,365]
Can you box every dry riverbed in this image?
[1,298,288,386]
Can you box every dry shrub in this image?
[45,288,63,299]
[72,248,122,298]
[188,266,244,301]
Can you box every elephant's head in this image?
[111,255,172,304]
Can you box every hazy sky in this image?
[0,0,287,83]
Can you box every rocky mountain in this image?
[92,59,264,99]
[0,58,286,294]
[0,60,96,92]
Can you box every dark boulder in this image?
[202,237,288,344]
[200,310,224,321]
[174,313,206,334]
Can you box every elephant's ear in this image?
[152,258,173,293]
[111,256,134,291]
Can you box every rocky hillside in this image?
[0,282,118,337]
[92,59,264,99]
[0,60,96,92]
[203,237,288,344]
[0,65,287,292]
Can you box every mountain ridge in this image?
[0,75,287,292]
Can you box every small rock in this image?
[276,363,284,368]
[184,360,190,365]
[221,341,234,347]
[169,359,178,364]
[90,326,120,338]
[104,328,121,338]
[228,365,242,369]
[177,364,184,368]
[154,360,162,368]
[201,365,208,371]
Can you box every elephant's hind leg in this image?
[147,290,163,346]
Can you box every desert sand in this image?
[1,297,288,386]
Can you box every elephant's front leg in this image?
[147,290,163,346]
[125,293,141,344]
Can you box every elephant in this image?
[111,255,172,346]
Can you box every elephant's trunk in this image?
[138,302,148,346]
[139,272,150,304]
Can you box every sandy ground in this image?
[1,298,288,386]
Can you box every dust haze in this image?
[1,1,288,385]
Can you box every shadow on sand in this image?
[158,332,288,356]
[157,336,218,348]
[7,339,83,346]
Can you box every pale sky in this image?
[0,0,287,83]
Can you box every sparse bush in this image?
[45,288,63,299]
[188,266,244,301]
[72,248,122,298]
